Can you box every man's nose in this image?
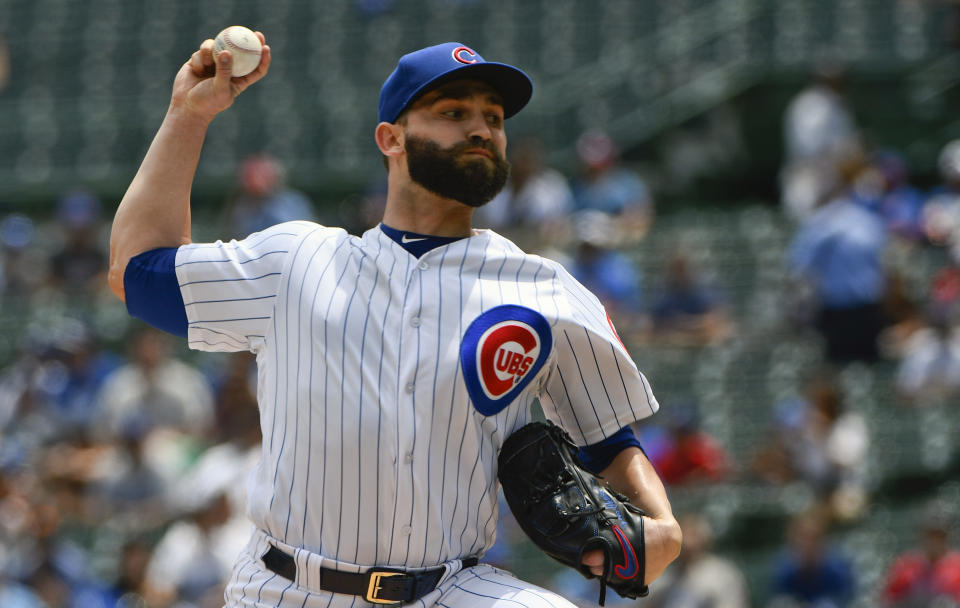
[468,135,490,148]
[464,111,493,140]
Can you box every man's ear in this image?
[375,122,404,159]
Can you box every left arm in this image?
[545,265,681,581]
[582,447,682,583]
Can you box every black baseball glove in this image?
[497,421,649,606]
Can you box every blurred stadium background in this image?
[1,1,960,607]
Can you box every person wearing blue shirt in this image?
[788,192,888,362]
[649,253,733,347]
[771,511,856,607]
[565,210,646,338]
[572,131,654,243]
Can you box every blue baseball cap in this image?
[378,42,533,124]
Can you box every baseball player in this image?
[108,36,681,607]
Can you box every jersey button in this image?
[400,525,413,536]
[404,452,413,464]
[417,261,429,271]
[410,317,421,328]
[405,382,415,394]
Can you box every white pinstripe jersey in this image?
[175,221,658,570]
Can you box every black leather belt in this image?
[261,545,478,605]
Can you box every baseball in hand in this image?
[212,26,263,77]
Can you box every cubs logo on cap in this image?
[461,305,552,416]
[378,42,534,124]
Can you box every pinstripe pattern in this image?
[224,540,575,608]
[177,222,657,606]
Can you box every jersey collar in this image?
[379,223,468,258]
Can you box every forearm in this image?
[108,107,211,300]
[599,446,682,582]
[120,105,211,241]
[600,446,672,518]
[108,31,271,301]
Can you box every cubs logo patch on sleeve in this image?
[460,305,552,415]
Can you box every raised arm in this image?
[108,33,271,301]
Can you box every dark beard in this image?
[404,134,510,208]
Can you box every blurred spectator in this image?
[0,215,48,299]
[646,513,750,608]
[3,319,121,438]
[780,63,860,222]
[660,104,748,198]
[475,136,574,243]
[783,64,857,164]
[144,445,251,607]
[23,560,71,608]
[637,401,732,486]
[43,325,120,436]
[134,355,260,605]
[204,355,263,496]
[48,190,107,295]
[0,469,49,586]
[646,252,734,347]
[878,270,925,358]
[930,253,960,312]
[21,551,120,608]
[107,538,153,607]
[93,427,168,525]
[769,509,856,607]
[0,341,68,468]
[222,153,316,239]
[787,152,889,363]
[572,130,654,243]
[95,328,214,438]
[869,150,927,243]
[210,352,261,445]
[0,578,45,608]
[881,500,960,606]
[2,423,157,604]
[895,304,960,405]
[907,253,960,361]
[922,140,960,257]
[564,210,645,333]
[752,375,869,521]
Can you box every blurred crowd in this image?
[0,165,302,607]
[3,65,960,607]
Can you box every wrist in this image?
[166,103,217,129]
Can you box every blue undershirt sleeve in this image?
[123,247,188,338]
[576,425,645,474]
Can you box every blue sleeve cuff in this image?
[124,247,189,338]
[577,425,644,474]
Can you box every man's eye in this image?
[487,114,503,126]
[443,110,462,118]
